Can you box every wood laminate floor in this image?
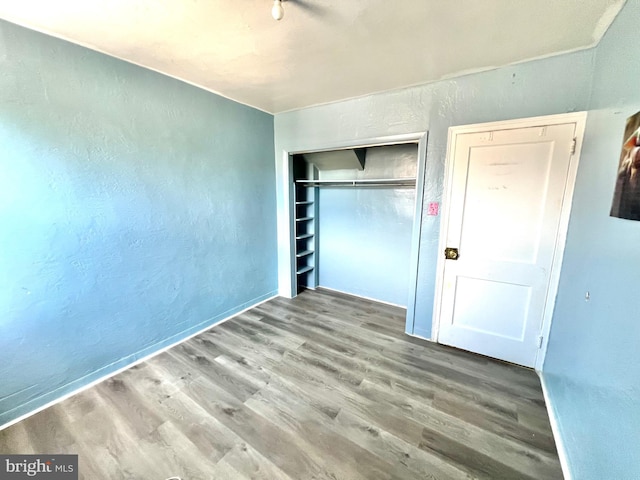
[0,289,563,479]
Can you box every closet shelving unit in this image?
[293,157,319,292]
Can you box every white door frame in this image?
[277,132,428,325]
[432,112,587,371]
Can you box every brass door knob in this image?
[444,247,459,260]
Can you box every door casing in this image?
[432,112,587,372]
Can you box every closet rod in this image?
[296,178,416,188]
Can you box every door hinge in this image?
[570,138,577,155]
[537,335,544,349]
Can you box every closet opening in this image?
[290,143,420,308]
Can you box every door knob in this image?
[444,247,459,260]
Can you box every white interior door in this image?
[437,121,578,368]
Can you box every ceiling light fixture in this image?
[272,0,284,21]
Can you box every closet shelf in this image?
[296,265,314,275]
[296,233,314,240]
[296,250,314,258]
[295,200,314,205]
[295,177,416,188]
[296,216,314,222]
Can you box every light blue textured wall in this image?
[545,0,640,391]
[275,49,594,336]
[0,20,277,425]
[317,145,417,306]
[543,0,640,477]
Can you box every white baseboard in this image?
[406,332,436,343]
[539,372,572,480]
[315,285,407,309]
[0,291,278,432]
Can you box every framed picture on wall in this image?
[611,110,640,221]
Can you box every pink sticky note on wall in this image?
[427,202,439,216]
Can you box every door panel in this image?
[438,123,576,367]
[452,277,531,340]
[460,142,552,263]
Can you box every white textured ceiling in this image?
[0,0,626,113]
